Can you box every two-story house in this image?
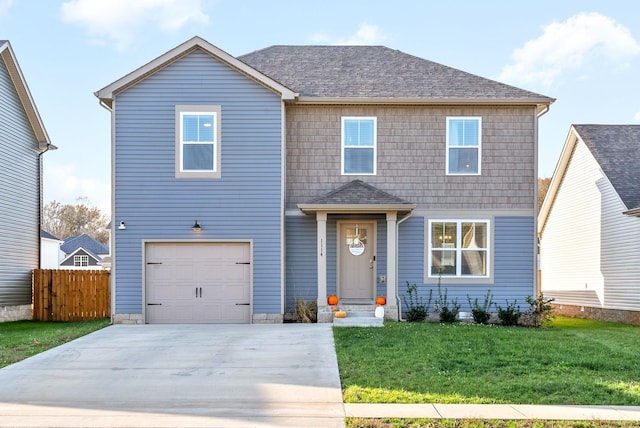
[96,36,553,324]
[1,40,55,322]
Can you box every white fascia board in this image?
[95,36,297,107]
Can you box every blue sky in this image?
[2,0,639,214]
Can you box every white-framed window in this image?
[446,117,481,175]
[428,220,490,278]
[74,255,89,267]
[175,105,221,179]
[342,117,377,175]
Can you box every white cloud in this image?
[44,162,111,214]
[60,0,209,50]
[0,0,12,15]
[499,12,640,88]
[311,23,389,45]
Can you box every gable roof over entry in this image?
[298,180,416,214]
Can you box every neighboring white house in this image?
[538,124,640,324]
[40,230,63,269]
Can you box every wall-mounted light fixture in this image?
[118,221,126,230]
[192,220,202,232]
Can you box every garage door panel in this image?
[145,243,252,324]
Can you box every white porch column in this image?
[316,211,328,309]
[386,211,398,310]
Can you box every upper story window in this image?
[176,105,221,179]
[342,117,377,175]
[446,117,481,175]
[428,220,490,278]
[74,255,89,267]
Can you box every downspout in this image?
[395,211,414,321]
[534,104,550,297]
[38,143,54,269]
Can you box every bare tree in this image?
[538,177,552,213]
[43,198,110,244]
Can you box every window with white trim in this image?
[342,117,376,175]
[446,117,481,175]
[428,220,490,277]
[176,105,221,179]
[74,255,89,267]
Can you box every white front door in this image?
[338,221,376,301]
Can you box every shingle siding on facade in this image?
[286,105,537,210]
[0,56,39,306]
[113,50,283,315]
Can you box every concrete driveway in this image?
[0,324,345,427]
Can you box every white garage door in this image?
[145,242,251,324]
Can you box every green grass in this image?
[346,418,640,427]
[334,317,640,405]
[0,318,110,368]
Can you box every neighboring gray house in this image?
[95,36,553,324]
[0,40,55,322]
[539,125,640,324]
[59,234,109,269]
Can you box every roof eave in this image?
[297,203,416,214]
[95,36,297,108]
[0,41,52,147]
[623,207,640,217]
[293,96,554,110]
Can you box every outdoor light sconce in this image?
[118,221,126,230]
[192,220,202,232]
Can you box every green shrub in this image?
[467,290,494,325]
[402,282,431,322]
[437,283,460,323]
[525,293,555,327]
[496,299,521,326]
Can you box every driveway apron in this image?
[0,324,345,427]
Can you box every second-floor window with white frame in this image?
[446,117,481,175]
[342,117,376,175]
[428,220,490,277]
[175,105,221,179]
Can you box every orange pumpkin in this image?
[334,311,347,318]
[376,296,387,305]
[328,295,339,306]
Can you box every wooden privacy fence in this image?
[33,269,110,321]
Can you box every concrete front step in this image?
[332,309,384,327]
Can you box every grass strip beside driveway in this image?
[0,318,110,368]
[334,317,640,405]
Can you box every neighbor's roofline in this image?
[95,36,297,109]
[0,41,53,149]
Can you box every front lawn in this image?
[334,317,640,405]
[0,318,110,368]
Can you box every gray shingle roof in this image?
[239,45,553,102]
[61,234,109,256]
[307,180,413,205]
[574,124,640,210]
[40,230,60,240]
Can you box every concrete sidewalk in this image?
[345,403,640,421]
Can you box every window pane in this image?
[183,144,214,170]
[449,148,478,174]
[462,250,486,275]
[449,119,479,147]
[431,250,457,275]
[198,115,214,141]
[344,119,374,147]
[463,120,479,146]
[344,120,359,146]
[344,148,374,173]
[462,222,487,248]
[431,222,456,248]
[183,115,199,141]
[358,120,374,146]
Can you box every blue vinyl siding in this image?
[0,56,39,306]
[113,50,283,315]
[398,216,535,311]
